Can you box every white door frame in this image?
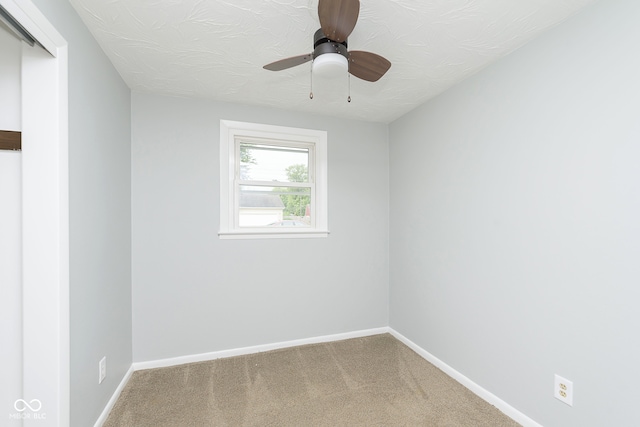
[0,1,69,426]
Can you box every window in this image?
[219,120,328,239]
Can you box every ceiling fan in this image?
[263,0,391,83]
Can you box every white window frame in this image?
[219,120,328,239]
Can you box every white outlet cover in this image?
[554,374,573,406]
[99,356,107,384]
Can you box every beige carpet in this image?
[104,334,520,426]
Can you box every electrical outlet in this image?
[554,374,573,406]
[99,356,107,384]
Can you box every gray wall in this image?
[131,92,389,362]
[30,1,132,426]
[389,0,640,426]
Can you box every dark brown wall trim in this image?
[0,130,21,151]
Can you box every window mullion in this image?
[238,180,312,188]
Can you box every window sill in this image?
[218,229,330,240]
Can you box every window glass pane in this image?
[240,143,309,183]
[239,185,311,227]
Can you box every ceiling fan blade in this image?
[263,54,313,71]
[318,0,360,43]
[348,51,391,82]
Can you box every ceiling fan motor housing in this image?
[313,28,348,60]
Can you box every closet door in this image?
[0,151,22,426]
[0,22,23,426]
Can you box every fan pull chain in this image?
[347,73,351,103]
[309,61,314,99]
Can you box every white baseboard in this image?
[388,329,543,427]
[132,326,391,371]
[93,364,134,427]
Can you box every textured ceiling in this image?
[69,0,595,123]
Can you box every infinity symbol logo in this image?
[14,399,42,412]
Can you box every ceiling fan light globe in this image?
[313,53,348,78]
